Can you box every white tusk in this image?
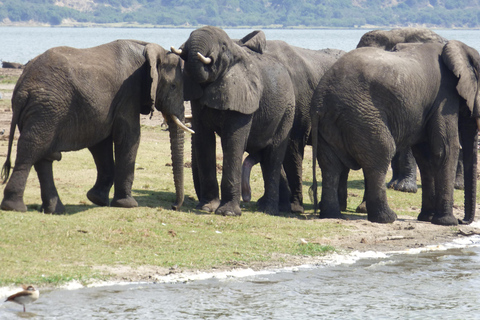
[197,52,212,65]
[172,115,195,134]
[170,46,182,55]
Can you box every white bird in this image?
[5,285,39,312]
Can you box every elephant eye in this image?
[171,84,176,90]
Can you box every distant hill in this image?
[1,0,480,28]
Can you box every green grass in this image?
[0,120,474,287]
[0,74,19,84]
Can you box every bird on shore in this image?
[5,285,39,312]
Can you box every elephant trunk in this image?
[460,115,478,224]
[166,115,185,210]
[185,37,212,84]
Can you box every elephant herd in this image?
[1,26,478,227]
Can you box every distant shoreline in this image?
[0,21,477,30]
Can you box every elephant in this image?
[311,40,479,226]
[238,37,345,214]
[352,28,462,214]
[1,39,190,213]
[356,27,447,51]
[172,26,296,216]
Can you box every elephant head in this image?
[172,26,266,115]
[356,27,447,51]
[145,44,192,209]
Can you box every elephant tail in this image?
[1,112,17,184]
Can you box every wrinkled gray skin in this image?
[1,40,187,213]
[353,28,464,214]
[311,40,479,226]
[178,26,296,216]
[239,36,345,214]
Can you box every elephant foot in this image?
[87,188,110,207]
[355,201,367,213]
[431,213,458,226]
[454,179,464,190]
[1,198,27,212]
[257,196,280,216]
[215,202,242,216]
[196,199,220,213]
[368,209,397,224]
[417,210,434,222]
[290,202,304,214]
[111,195,138,208]
[387,179,418,193]
[41,198,65,214]
[319,210,344,219]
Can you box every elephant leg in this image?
[34,157,65,214]
[278,167,292,213]
[1,133,45,212]
[363,167,397,223]
[283,139,305,213]
[355,174,367,213]
[216,113,253,216]
[387,149,418,193]
[431,150,459,226]
[431,146,459,226]
[1,161,31,212]
[318,135,345,219]
[87,137,114,207]
[256,156,283,215]
[111,121,139,208]
[418,110,459,226]
[242,154,290,213]
[412,143,436,222]
[192,121,220,212]
[338,167,349,212]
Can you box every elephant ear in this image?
[144,43,164,114]
[238,30,267,54]
[442,40,480,117]
[200,59,263,114]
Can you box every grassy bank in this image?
[0,73,472,287]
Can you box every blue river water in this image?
[1,27,480,319]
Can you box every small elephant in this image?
[174,26,296,216]
[238,35,345,214]
[311,40,479,225]
[1,39,190,213]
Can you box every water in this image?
[1,27,480,319]
[2,239,480,319]
[1,27,480,65]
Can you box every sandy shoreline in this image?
[2,219,479,298]
[83,214,480,283]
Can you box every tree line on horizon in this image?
[0,0,480,28]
